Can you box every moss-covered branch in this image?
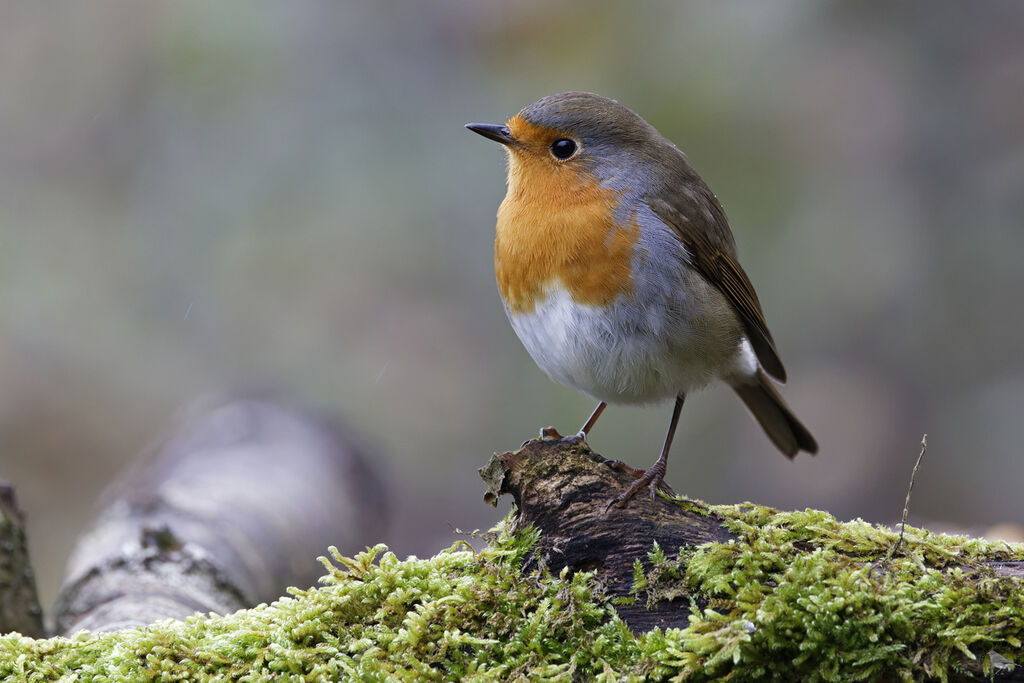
[2,437,1023,681]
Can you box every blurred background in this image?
[2,1,1023,607]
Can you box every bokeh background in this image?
[3,1,1023,607]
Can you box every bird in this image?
[466,92,817,507]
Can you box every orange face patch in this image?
[495,117,638,314]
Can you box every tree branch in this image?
[51,396,389,634]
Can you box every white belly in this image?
[506,283,750,404]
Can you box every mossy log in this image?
[483,437,1024,621]
[480,436,734,634]
[483,437,1024,681]
[2,434,1024,680]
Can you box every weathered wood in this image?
[482,435,737,633]
[51,396,388,635]
[0,480,45,638]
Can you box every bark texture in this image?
[51,396,388,635]
[482,435,738,633]
[0,480,44,638]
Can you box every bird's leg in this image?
[577,401,607,439]
[606,394,685,510]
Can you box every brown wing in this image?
[647,190,787,382]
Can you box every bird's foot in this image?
[539,426,564,440]
[601,458,647,479]
[539,426,589,444]
[525,426,582,448]
[604,459,674,511]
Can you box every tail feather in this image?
[733,369,818,458]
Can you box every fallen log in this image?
[481,436,1024,680]
[2,433,1022,680]
[51,395,389,635]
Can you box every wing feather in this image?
[647,190,787,382]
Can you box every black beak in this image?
[465,123,514,146]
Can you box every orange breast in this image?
[495,138,639,315]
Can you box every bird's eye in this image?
[550,138,577,160]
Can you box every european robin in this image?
[467,92,817,507]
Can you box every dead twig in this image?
[889,434,927,559]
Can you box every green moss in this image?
[0,518,637,681]
[638,503,1024,681]
[2,506,1023,681]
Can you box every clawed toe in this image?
[605,469,657,511]
[539,426,564,440]
[604,460,673,511]
[603,459,647,480]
